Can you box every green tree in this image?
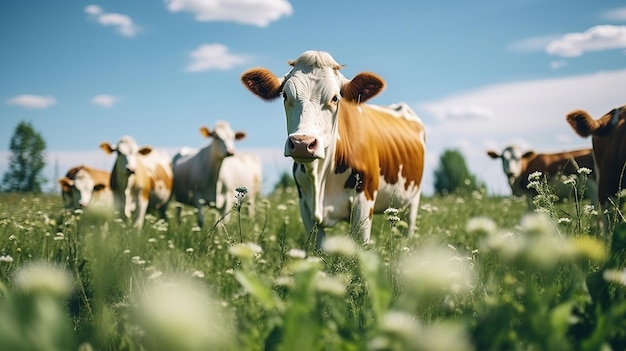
[273,171,296,193]
[433,148,483,195]
[1,121,47,193]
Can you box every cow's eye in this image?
[330,95,339,104]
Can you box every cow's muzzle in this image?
[285,134,319,161]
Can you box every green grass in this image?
[0,181,625,351]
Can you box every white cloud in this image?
[546,25,626,57]
[507,35,560,53]
[416,68,626,195]
[165,0,293,27]
[186,43,246,72]
[85,5,141,38]
[602,7,626,21]
[6,94,57,109]
[91,95,119,109]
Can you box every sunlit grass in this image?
[0,178,625,350]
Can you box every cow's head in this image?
[241,50,385,163]
[200,121,246,160]
[100,135,152,176]
[58,177,75,208]
[58,168,108,208]
[487,145,535,185]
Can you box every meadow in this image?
[0,176,625,351]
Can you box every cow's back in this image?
[335,101,425,204]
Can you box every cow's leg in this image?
[193,196,205,227]
[133,192,149,228]
[352,196,375,245]
[298,200,323,249]
[406,190,421,237]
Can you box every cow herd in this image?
[59,121,262,228]
[59,50,626,246]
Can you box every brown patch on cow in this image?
[66,166,84,179]
[334,101,425,200]
[517,149,596,190]
[155,164,173,191]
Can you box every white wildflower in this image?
[322,236,357,257]
[136,277,234,350]
[466,216,497,236]
[287,248,306,259]
[528,171,543,181]
[14,261,73,297]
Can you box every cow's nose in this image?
[288,134,318,158]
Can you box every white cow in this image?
[100,136,173,228]
[58,165,113,209]
[241,50,426,248]
[172,121,252,226]
[216,152,263,219]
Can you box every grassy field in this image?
[0,180,625,350]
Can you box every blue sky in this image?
[1,0,625,196]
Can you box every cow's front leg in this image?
[352,196,375,244]
[299,199,325,249]
[193,195,205,227]
[133,191,150,228]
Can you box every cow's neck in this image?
[299,141,339,224]
[205,146,226,199]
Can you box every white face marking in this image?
[282,68,342,161]
[115,136,141,173]
[499,146,523,179]
[72,170,95,207]
[210,121,237,158]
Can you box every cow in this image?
[58,165,113,209]
[217,152,263,219]
[566,104,626,230]
[241,50,426,248]
[100,136,173,228]
[172,122,254,227]
[487,145,598,207]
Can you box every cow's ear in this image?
[235,131,247,140]
[100,142,115,154]
[200,126,212,138]
[341,72,385,104]
[93,184,106,191]
[241,68,283,101]
[138,147,153,155]
[487,150,500,159]
[522,151,536,159]
[58,177,73,189]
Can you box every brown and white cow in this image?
[172,122,256,226]
[487,145,598,206]
[566,105,626,228]
[241,50,426,247]
[100,136,173,228]
[58,165,112,209]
